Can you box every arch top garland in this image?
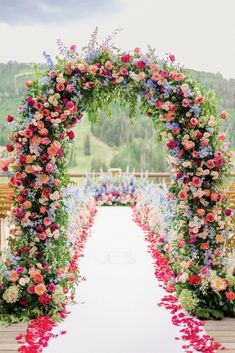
[0,36,234,324]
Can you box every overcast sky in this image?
[0,0,235,78]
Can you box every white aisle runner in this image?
[45,207,183,353]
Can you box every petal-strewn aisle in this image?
[45,207,183,353]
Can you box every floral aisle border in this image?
[0,33,233,322]
[16,190,97,352]
[132,207,224,353]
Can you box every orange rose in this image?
[34,273,44,284]
[210,193,218,202]
[183,140,195,150]
[226,291,235,302]
[23,200,32,209]
[215,234,224,243]
[200,242,209,250]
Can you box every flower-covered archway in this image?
[0,41,233,324]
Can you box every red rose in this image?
[7,115,14,122]
[6,144,14,152]
[136,60,146,69]
[225,208,232,216]
[67,131,75,140]
[19,155,26,164]
[226,291,235,302]
[121,54,131,63]
[39,294,51,305]
[19,297,28,306]
[188,274,201,286]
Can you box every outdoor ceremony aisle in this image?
[45,207,183,353]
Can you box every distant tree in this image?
[91,158,108,172]
[84,134,91,156]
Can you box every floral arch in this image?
[0,42,234,324]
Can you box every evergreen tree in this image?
[84,134,91,156]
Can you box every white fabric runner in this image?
[45,207,183,353]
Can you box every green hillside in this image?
[0,62,234,172]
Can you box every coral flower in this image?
[226,291,235,302]
[196,208,205,217]
[23,200,32,209]
[206,212,215,223]
[200,242,209,250]
[205,159,215,169]
[34,283,46,296]
[194,95,205,105]
[56,83,65,91]
[183,140,195,150]
[34,273,44,284]
[9,270,19,282]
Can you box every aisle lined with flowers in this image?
[44,206,183,353]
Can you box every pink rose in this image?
[66,101,74,109]
[70,44,76,52]
[205,159,215,169]
[174,73,185,81]
[49,70,57,78]
[218,133,226,141]
[220,110,228,120]
[43,217,52,226]
[191,176,202,187]
[169,54,175,63]
[120,67,128,75]
[66,84,74,93]
[197,208,205,216]
[182,99,190,107]
[178,190,188,201]
[134,48,141,55]
[189,118,198,127]
[194,96,205,105]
